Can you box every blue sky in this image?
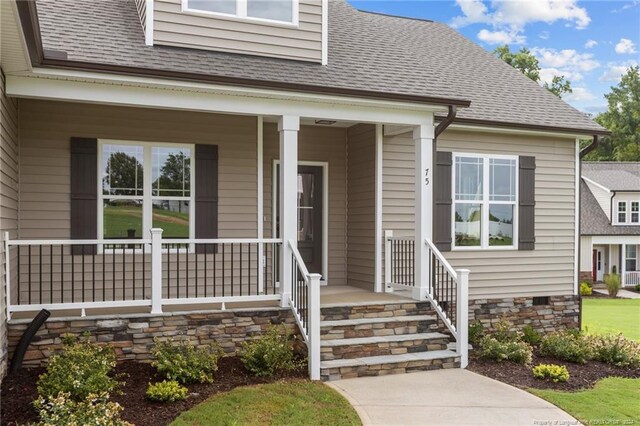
[348,0,640,115]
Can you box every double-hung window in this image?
[453,154,517,249]
[184,0,297,25]
[618,201,627,224]
[626,245,637,272]
[631,202,639,223]
[100,141,194,241]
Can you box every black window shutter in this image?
[195,144,219,254]
[70,138,98,255]
[433,151,453,252]
[518,156,536,250]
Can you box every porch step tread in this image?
[321,349,458,369]
[321,315,436,328]
[321,332,448,347]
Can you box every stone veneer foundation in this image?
[469,295,580,333]
[7,308,297,368]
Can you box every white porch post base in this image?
[308,273,322,380]
[413,121,435,300]
[278,115,300,308]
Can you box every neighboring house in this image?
[580,162,640,287]
[0,0,607,381]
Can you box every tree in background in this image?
[585,66,640,161]
[494,45,572,98]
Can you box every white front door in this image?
[596,248,604,281]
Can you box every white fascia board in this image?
[7,69,444,125]
[447,123,593,140]
[592,235,640,245]
[582,177,612,193]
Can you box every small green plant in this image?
[540,330,591,364]
[580,282,592,296]
[468,321,484,346]
[532,364,570,383]
[522,325,542,346]
[240,325,304,377]
[37,334,121,401]
[151,336,224,384]
[635,284,640,292]
[146,380,189,403]
[587,333,640,368]
[478,317,533,364]
[34,392,131,426]
[604,273,621,297]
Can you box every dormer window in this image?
[618,201,627,223]
[183,0,297,25]
[632,202,639,223]
[615,200,640,225]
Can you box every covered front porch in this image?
[4,73,470,378]
[592,239,640,287]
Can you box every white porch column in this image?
[278,115,300,307]
[621,243,627,286]
[413,121,435,300]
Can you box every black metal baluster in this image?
[133,245,136,300]
[222,243,225,297]
[112,246,115,301]
[214,243,218,297]
[196,246,199,298]
[92,246,95,302]
[239,243,243,296]
[231,243,234,297]
[167,245,171,298]
[17,246,21,305]
[102,246,106,302]
[38,246,42,304]
[60,245,63,303]
[28,245,32,304]
[204,244,208,298]
[50,245,54,304]
[70,246,74,303]
[186,248,189,298]
[177,244,180,298]
[81,245,85,303]
[142,243,146,299]
[122,245,125,301]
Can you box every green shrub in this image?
[479,336,533,364]
[37,334,120,401]
[540,330,591,364]
[151,337,224,384]
[478,317,532,364]
[580,282,592,296]
[522,325,542,346]
[635,284,640,292]
[468,321,484,346]
[604,273,621,297]
[146,380,188,403]
[532,364,570,383]
[34,392,131,426]
[240,325,304,377]
[587,334,640,368]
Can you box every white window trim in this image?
[625,244,638,272]
[615,200,628,225]
[97,139,196,248]
[451,152,519,251]
[181,0,300,28]
[631,201,639,224]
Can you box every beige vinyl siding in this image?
[154,0,323,63]
[382,129,577,299]
[263,123,347,286]
[584,180,611,221]
[579,235,592,273]
[346,124,375,290]
[19,100,258,240]
[135,0,146,32]
[0,70,19,377]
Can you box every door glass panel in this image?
[297,172,315,242]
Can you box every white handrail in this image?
[163,238,283,245]
[288,240,310,284]
[7,238,152,246]
[425,239,457,280]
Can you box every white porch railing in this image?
[288,240,321,381]
[3,229,282,319]
[624,271,640,287]
[384,231,469,368]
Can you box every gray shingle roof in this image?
[582,162,640,191]
[34,0,606,134]
[581,180,640,236]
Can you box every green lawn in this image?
[104,204,189,238]
[582,298,640,341]
[171,381,361,426]
[530,378,640,424]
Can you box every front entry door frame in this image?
[273,160,329,285]
[595,247,604,282]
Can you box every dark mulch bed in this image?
[468,352,640,392]
[1,357,306,426]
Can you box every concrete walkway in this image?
[327,369,580,426]
[593,289,640,299]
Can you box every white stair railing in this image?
[288,240,321,380]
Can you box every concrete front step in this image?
[320,301,433,321]
[320,349,460,381]
[321,332,449,361]
[320,314,439,340]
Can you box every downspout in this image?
[433,104,457,164]
[579,135,599,159]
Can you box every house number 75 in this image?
[425,168,430,186]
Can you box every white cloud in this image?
[584,39,598,49]
[599,61,639,82]
[563,87,597,102]
[532,48,600,72]
[451,0,591,30]
[539,31,550,40]
[539,67,583,85]
[477,29,526,45]
[615,38,637,54]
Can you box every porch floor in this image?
[9,286,415,321]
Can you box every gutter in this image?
[580,135,600,158]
